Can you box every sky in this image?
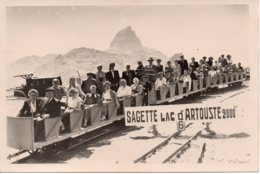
[5,5,249,65]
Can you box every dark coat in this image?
[207,60,213,67]
[81,78,98,94]
[190,62,199,71]
[106,70,120,91]
[178,59,189,74]
[40,98,61,117]
[122,70,136,86]
[17,99,42,117]
[156,65,164,74]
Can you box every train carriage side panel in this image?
[169,84,176,98]
[7,117,34,150]
[159,86,169,100]
[107,102,118,119]
[199,78,204,90]
[148,86,157,105]
[44,117,61,141]
[135,95,144,106]
[192,80,198,91]
[224,74,229,83]
[88,105,103,124]
[178,83,183,95]
[70,110,84,132]
[218,75,224,84]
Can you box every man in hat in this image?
[40,87,61,118]
[51,78,66,101]
[106,63,120,91]
[81,72,99,94]
[145,57,157,73]
[122,65,136,86]
[178,55,188,75]
[156,59,164,74]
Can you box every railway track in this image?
[134,123,206,164]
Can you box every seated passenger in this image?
[131,77,143,95]
[195,67,204,78]
[117,79,132,98]
[67,77,85,98]
[155,72,167,90]
[52,78,66,101]
[61,88,83,133]
[17,89,42,117]
[165,71,175,85]
[102,81,118,103]
[208,66,217,77]
[40,87,61,118]
[102,81,120,120]
[84,85,102,106]
[39,87,61,141]
[180,69,191,91]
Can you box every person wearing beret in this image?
[105,63,120,91]
[81,72,99,94]
[122,64,136,86]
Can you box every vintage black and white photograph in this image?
[1,0,258,172]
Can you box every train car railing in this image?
[69,110,85,132]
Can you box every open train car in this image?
[7,71,247,159]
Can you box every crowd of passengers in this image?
[17,54,244,141]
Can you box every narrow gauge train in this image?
[7,71,248,159]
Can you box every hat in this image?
[28,89,38,96]
[126,65,130,68]
[52,78,59,82]
[45,87,54,92]
[180,55,184,59]
[148,57,154,62]
[156,59,161,62]
[87,72,95,76]
[227,55,231,58]
[137,61,142,64]
[167,61,171,63]
[103,81,111,85]
[97,65,102,68]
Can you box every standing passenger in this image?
[95,65,106,94]
[81,73,98,94]
[122,65,136,86]
[106,63,120,91]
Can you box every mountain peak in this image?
[109,26,143,54]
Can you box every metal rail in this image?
[134,123,193,163]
